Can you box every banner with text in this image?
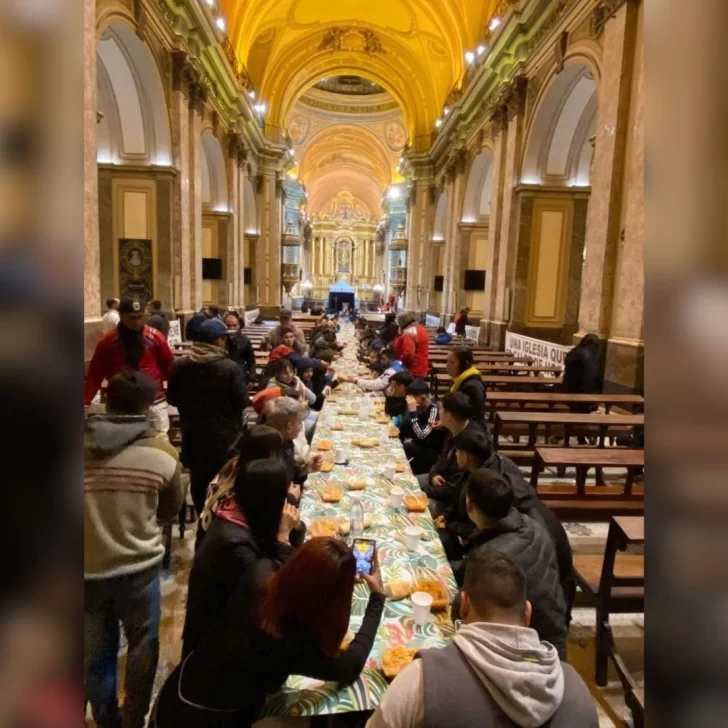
[425,314,441,328]
[504,331,570,370]
[465,325,480,342]
[244,308,260,327]
[167,320,182,346]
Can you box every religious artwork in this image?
[318,28,386,54]
[385,121,407,152]
[336,238,353,273]
[118,238,153,304]
[287,114,309,146]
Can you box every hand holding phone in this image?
[353,540,385,596]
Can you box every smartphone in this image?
[352,538,376,576]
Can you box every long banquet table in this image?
[262,323,458,718]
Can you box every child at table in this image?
[399,380,447,475]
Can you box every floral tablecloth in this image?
[262,324,457,717]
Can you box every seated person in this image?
[434,326,453,345]
[417,392,486,518]
[155,539,386,727]
[340,347,405,392]
[367,550,597,728]
[384,370,414,427]
[311,330,342,360]
[399,380,447,475]
[450,469,568,660]
[299,365,315,394]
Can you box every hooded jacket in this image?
[452,510,568,659]
[84,414,184,579]
[167,343,250,469]
[393,322,430,378]
[365,622,597,728]
[451,368,487,424]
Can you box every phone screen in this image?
[352,538,376,576]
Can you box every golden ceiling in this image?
[220,0,497,143]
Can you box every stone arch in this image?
[521,62,598,186]
[243,178,258,234]
[432,190,449,242]
[200,132,229,212]
[96,23,171,166]
[462,149,495,222]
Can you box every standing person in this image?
[223,311,257,384]
[450,470,569,659]
[394,311,429,379]
[84,296,174,434]
[366,551,597,728]
[182,459,298,657]
[378,312,399,345]
[400,380,448,475]
[261,309,308,354]
[446,348,487,426]
[562,333,603,407]
[101,297,120,334]
[454,307,470,337]
[417,392,485,518]
[146,300,170,339]
[167,318,249,515]
[185,305,219,342]
[84,371,185,728]
[152,538,386,727]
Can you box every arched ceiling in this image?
[220,0,498,142]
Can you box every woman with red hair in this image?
[151,537,385,726]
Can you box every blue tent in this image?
[328,278,355,313]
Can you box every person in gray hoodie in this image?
[84,371,185,728]
[366,550,597,728]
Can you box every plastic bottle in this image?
[349,492,364,539]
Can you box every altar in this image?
[327,278,357,313]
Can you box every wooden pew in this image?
[433,372,562,396]
[486,392,644,420]
[572,516,644,721]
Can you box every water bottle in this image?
[349,493,364,539]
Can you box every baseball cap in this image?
[454,430,492,463]
[200,318,228,342]
[279,308,292,318]
[118,296,143,315]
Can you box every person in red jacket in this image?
[84,296,174,433]
[394,311,430,379]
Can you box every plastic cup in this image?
[335,445,348,464]
[390,486,404,508]
[383,463,396,480]
[411,592,433,626]
[404,526,420,551]
[380,425,390,443]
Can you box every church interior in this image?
[84,0,644,726]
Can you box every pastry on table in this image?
[395,462,406,473]
[389,427,400,438]
[321,487,343,503]
[338,515,372,536]
[404,494,428,513]
[352,438,378,448]
[320,461,334,473]
[376,416,390,425]
[386,581,414,601]
[337,408,358,415]
[331,423,344,431]
[415,579,449,611]
[348,479,368,490]
[382,646,418,680]
[328,396,339,403]
[310,520,339,538]
[317,440,333,451]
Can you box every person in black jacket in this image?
[223,311,257,384]
[152,537,386,727]
[562,333,603,410]
[184,305,218,342]
[378,312,399,345]
[416,392,488,518]
[400,379,447,474]
[446,347,487,426]
[384,370,414,426]
[167,318,249,514]
[451,470,568,659]
[181,459,298,658]
[146,299,170,339]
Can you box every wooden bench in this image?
[486,392,644,421]
[572,517,644,725]
[432,372,562,397]
[530,447,645,497]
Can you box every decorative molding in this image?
[171,50,197,100]
[317,28,386,54]
[592,0,637,37]
[527,0,578,56]
[255,173,265,194]
[554,31,569,74]
[133,0,147,40]
[227,133,248,166]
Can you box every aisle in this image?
[260,323,458,718]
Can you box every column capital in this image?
[171,50,197,100]
[227,132,248,167]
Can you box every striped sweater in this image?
[84,415,185,579]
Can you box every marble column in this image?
[442,156,467,318]
[188,87,204,312]
[491,81,527,347]
[255,167,282,316]
[405,177,434,313]
[605,0,644,390]
[84,0,102,359]
[577,0,640,339]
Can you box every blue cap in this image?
[200,318,229,342]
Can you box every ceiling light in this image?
[205,0,214,6]
[443,107,450,116]
[287,171,298,179]
[489,17,501,31]
[477,44,486,55]
[254,102,267,115]
[435,119,443,128]
[387,186,402,200]
[215,16,226,32]
[465,51,475,65]
[248,90,256,99]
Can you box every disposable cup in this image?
[404,526,420,551]
[335,446,348,464]
[380,425,390,443]
[383,463,396,480]
[411,591,433,626]
[390,486,404,508]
